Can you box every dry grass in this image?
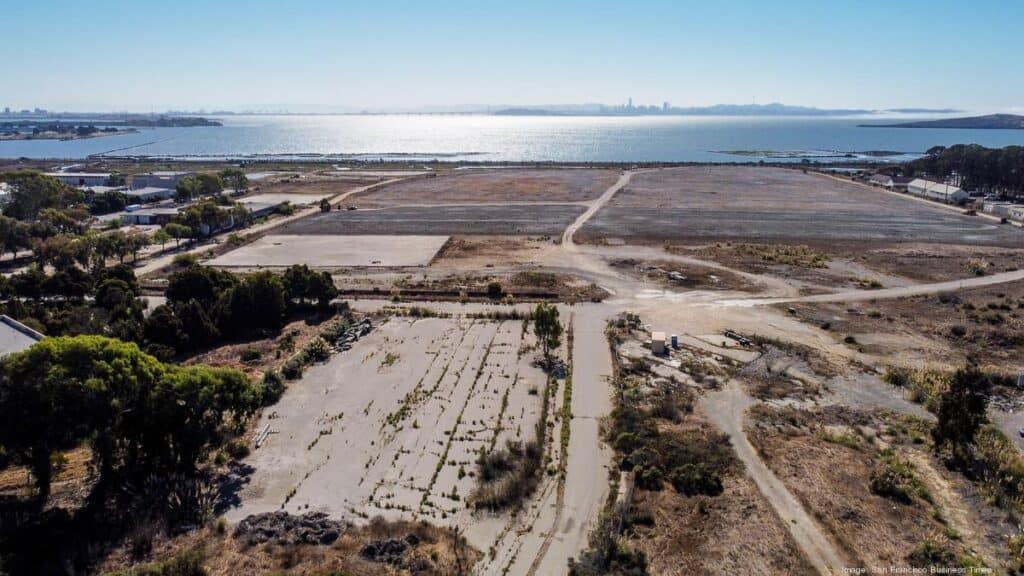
[97,518,478,576]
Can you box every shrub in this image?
[303,337,330,363]
[240,348,261,364]
[669,463,723,496]
[173,253,199,268]
[907,537,956,568]
[261,370,285,404]
[869,452,930,504]
[486,281,503,299]
[281,357,304,380]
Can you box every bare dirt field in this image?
[237,192,334,205]
[578,166,1024,246]
[207,235,450,267]
[225,316,550,554]
[346,168,619,207]
[247,172,383,197]
[277,204,587,236]
[780,279,1024,371]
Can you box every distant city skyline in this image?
[3,0,1022,114]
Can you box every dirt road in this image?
[701,382,846,575]
[717,267,1024,307]
[562,170,635,251]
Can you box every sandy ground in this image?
[577,166,1024,246]
[347,168,619,207]
[207,234,450,267]
[277,204,588,236]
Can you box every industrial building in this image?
[0,315,43,357]
[121,206,181,226]
[44,172,111,187]
[906,179,969,204]
[125,186,176,203]
[131,171,194,190]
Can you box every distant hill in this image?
[862,114,1024,129]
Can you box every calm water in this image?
[3,114,1024,162]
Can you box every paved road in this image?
[526,306,615,575]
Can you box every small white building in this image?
[44,172,111,187]
[651,331,666,355]
[906,178,969,204]
[983,201,1013,217]
[1009,205,1024,222]
[131,171,195,190]
[869,174,895,188]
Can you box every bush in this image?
[669,463,723,496]
[907,537,956,568]
[240,348,261,364]
[486,281,503,299]
[173,253,199,268]
[302,337,330,363]
[869,452,930,504]
[281,357,304,380]
[261,370,285,405]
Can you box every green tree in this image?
[175,176,201,203]
[219,167,248,192]
[0,171,84,220]
[533,303,563,368]
[932,364,992,466]
[163,222,192,248]
[319,198,331,213]
[153,228,172,250]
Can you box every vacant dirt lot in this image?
[226,317,549,554]
[578,166,1024,246]
[347,168,618,207]
[247,172,383,196]
[748,405,1013,570]
[278,204,586,236]
[781,280,1024,371]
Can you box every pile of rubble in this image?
[360,533,429,571]
[233,511,346,546]
[332,318,373,353]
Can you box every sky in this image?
[3,0,1023,113]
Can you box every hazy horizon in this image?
[4,0,1023,114]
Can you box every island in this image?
[861,113,1024,129]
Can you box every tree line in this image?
[902,144,1024,198]
[0,335,262,501]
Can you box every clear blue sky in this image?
[4,0,1022,113]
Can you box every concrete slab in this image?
[208,234,450,267]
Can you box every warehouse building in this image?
[906,179,969,204]
[131,171,194,190]
[44,172,111,187]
